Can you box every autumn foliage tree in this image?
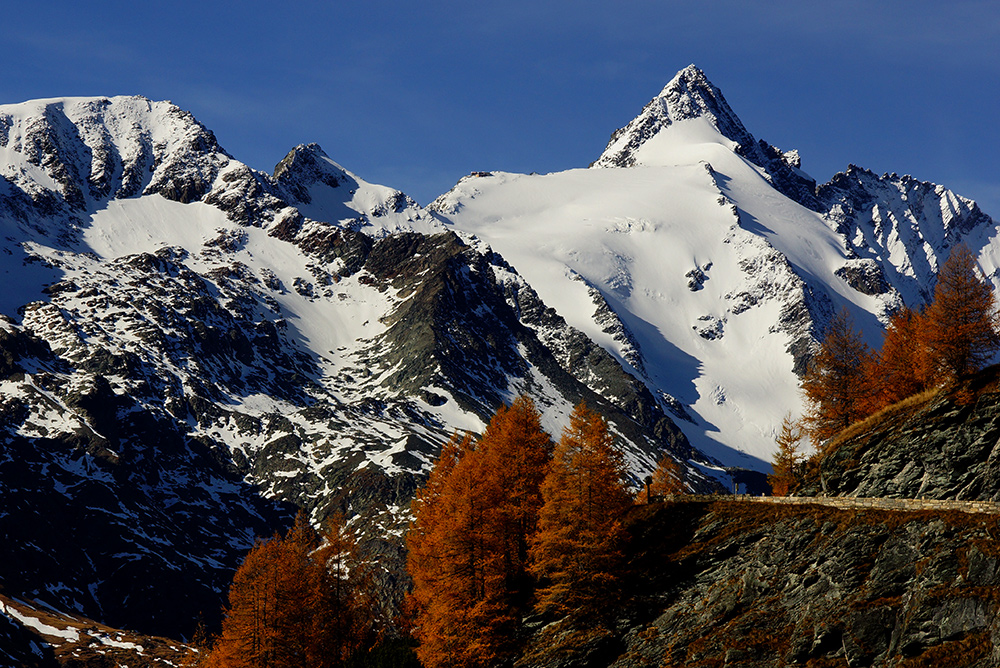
[800,244,1000,446]
[203,512,376,668]
[309,514,379,665]
[922,243,1000,384]
[648,452,687,497]
[406,396,552,668]
[528,402,633,620]
[801,308,874,446]
[478,397,555,599]
[866,306,931,409]
[767,415,804,496]
[404,432,478,667]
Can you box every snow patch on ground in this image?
[0,600,79,641]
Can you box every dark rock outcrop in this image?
[799,366,1000,500]
[515,499,1000,668]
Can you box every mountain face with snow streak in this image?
[0,66,997,644]
[0,95,712,639]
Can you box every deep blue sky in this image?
[3,1,998,214]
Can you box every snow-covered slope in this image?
[1,72,996,640]
[0,94,713,638]
[273,142,442,237]
[431,65,999,468]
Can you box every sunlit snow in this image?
[430,118,899,467]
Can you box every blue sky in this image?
[3,1,998,214]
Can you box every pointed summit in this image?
[273,143,349,203]
[657,65,750,131]
[273,142,425,232]
[592,66,820,208]
[593,65,757,168]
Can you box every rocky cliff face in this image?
[798,367,1000,500]
[516,499,1000,668]
[0,320,288,638]
[817,165,993,307]
[514,368,1000,668]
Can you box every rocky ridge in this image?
[799,367,1000,501]
[0,94,715,644]
[817,165,994,306]
[514,499,1000,668]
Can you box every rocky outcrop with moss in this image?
[799,367,1000,500]
[515,499,1000,668]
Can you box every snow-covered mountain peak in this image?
[274,142,348,194]
[0,96,438,251]
[658,64,746,130]
[593,65,757,169]
[0,93,247,237]
[591,66,820,209]
[272,142,435,236]
[0,94,227,177]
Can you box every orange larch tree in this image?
[922,243,1000,385]
[648,452,687,497]
[203,512,375,668]
[407,431,491,668]
[528,402,633,621]
[801,308,874,446]
[203,514,320,668]
[867,305,931,411]
[478,396,552,599]
[767,414,804,496]
[406,430,472,612]
[406,396,552,668]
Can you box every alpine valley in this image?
[1,65,998,665]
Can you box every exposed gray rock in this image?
[817,165,993,307]
[835,258,892,296]
[515,500,1000,668]
[799,367,1000,501]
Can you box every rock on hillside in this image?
[516,499,1000,668]
[799,366,1000,500]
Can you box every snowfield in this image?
[426,68,998,468]
[0,67,997,641]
